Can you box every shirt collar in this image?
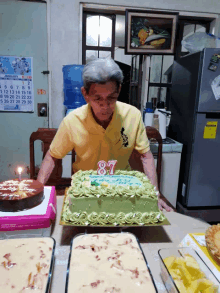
[86,102,120,135]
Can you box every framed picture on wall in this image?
[125,10,178,55]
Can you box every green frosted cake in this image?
[62,170,166,226]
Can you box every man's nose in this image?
[100,100,110,108]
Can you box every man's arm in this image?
[140,151,173,212]
[37,150,57,185]
[140,150,158,191]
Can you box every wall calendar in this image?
[0,56,34,112]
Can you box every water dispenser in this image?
[62,64,86,115]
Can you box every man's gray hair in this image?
[82,58,124,93]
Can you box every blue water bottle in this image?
[143,102,154,122]
[62,64,87,115]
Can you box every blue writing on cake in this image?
[89,175,142,187]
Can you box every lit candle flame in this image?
[17,167,23,181]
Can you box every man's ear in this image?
[118,84,122,95]
[81,86,89,103]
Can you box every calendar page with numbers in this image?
[0,56,34,112]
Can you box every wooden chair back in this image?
[29,128,75,187]
[129,126,163,190]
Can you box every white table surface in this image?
[50,195,211,293]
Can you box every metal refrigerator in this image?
[168,48,220,208]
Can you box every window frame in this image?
[175,16,212,59]
[129,55,143,109]
[82,12,116,64]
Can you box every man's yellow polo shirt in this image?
[49,101,150,173]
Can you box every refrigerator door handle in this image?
[205,113,220,119]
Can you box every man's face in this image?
[82,81,121,123]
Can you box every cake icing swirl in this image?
[88,212,99,225]
[115,212,126,225]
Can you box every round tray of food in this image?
[205,224,220,266]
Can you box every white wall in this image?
[114,48,132,66]
[48,0,220,128]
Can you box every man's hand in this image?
[158,196,174,212]
[37,150,57,185]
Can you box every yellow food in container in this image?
[164,254,218,292]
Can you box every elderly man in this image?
[37,58,173,212]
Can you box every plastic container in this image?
[144,112,154,126]
[153,114,160,132]
[0,237,56,292]
[62,64,86,110]
[65,232,158,293]
[143,105,154,126]
[158,247,220,293]
[182,32,220,54]
[154,102,171,139]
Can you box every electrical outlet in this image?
[37,103,47,117]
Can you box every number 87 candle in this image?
[97,160,117,175]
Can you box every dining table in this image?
[50,195,211,293]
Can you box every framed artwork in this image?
[125,10,178,55]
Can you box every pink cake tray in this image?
[0,186,56,231]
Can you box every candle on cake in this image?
[107,160,117,175]
[97,160,117,175]
[17,167,23,181]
